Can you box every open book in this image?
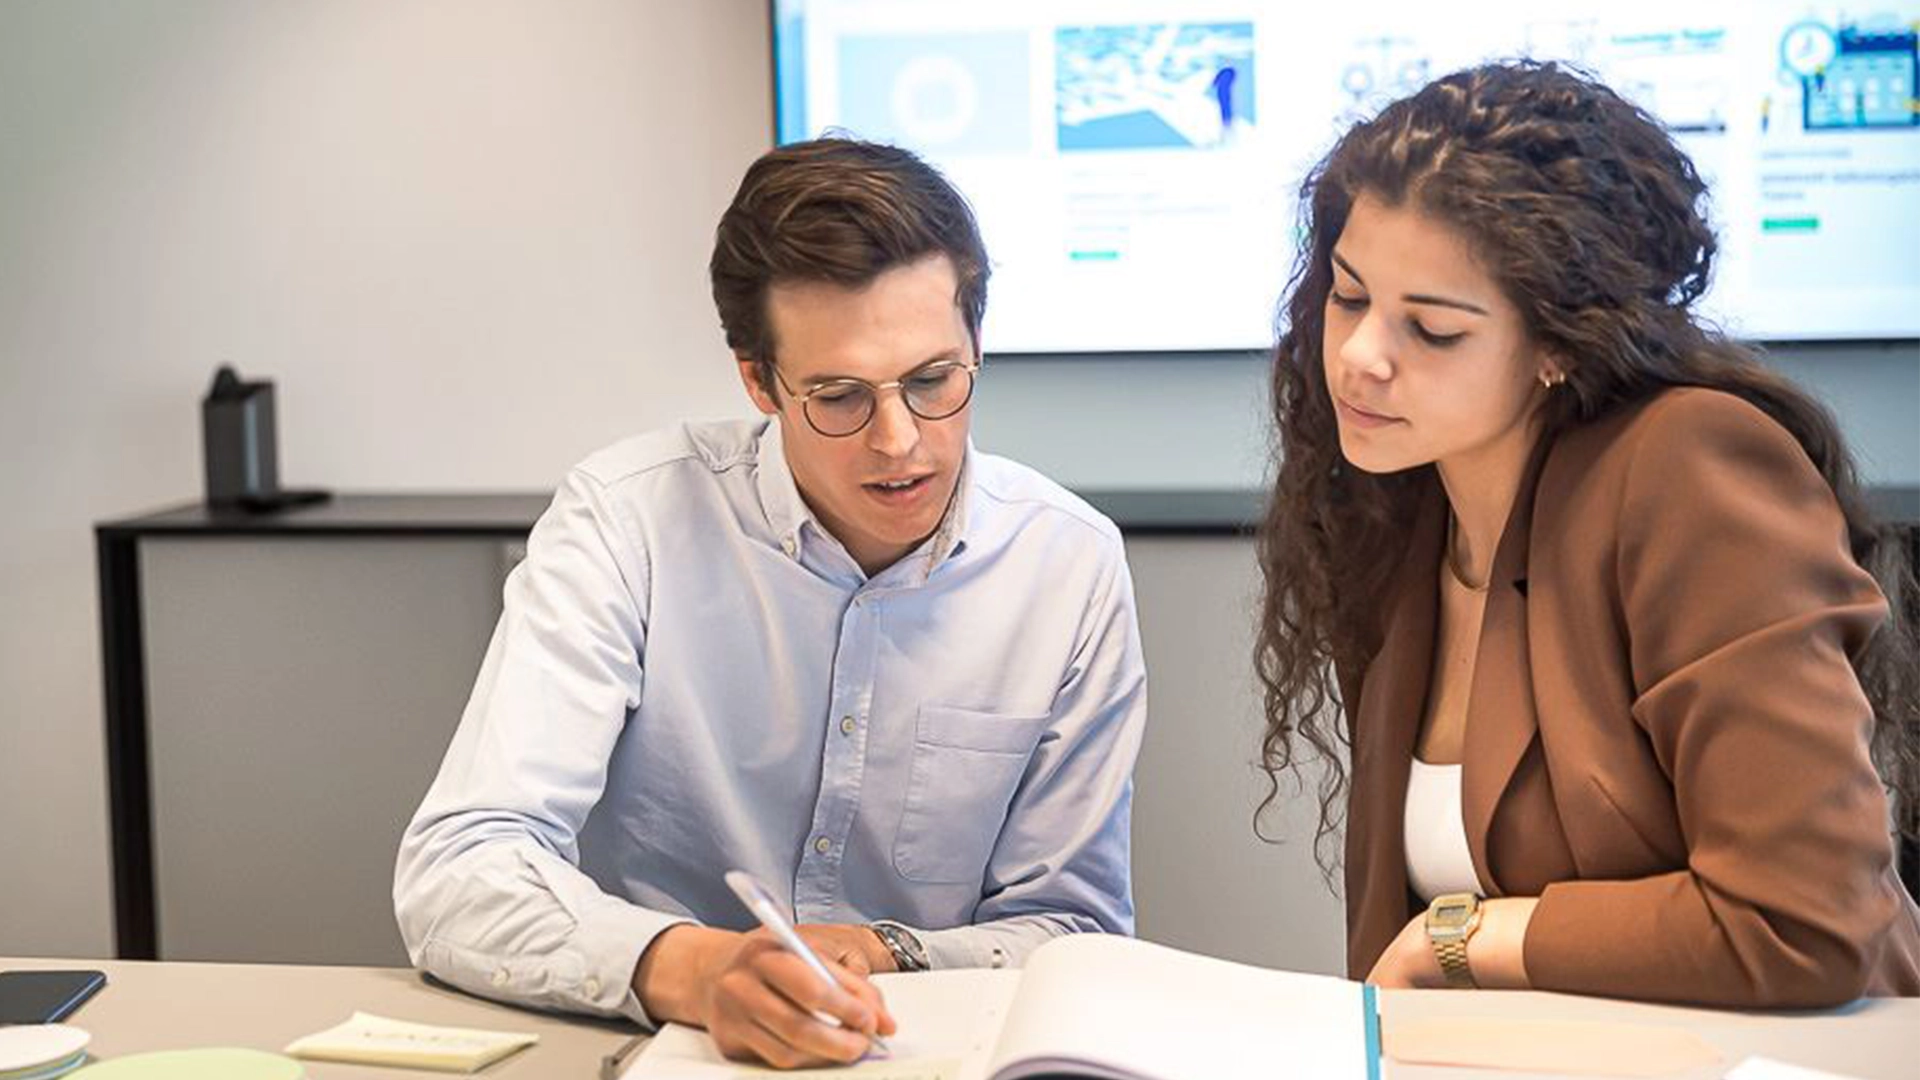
[625,933,1380,1080]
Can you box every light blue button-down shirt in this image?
[394,418,1146,1024]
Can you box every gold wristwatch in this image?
[1424,892,1483,988]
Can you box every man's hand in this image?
[794,923,898,977]
[633,924,897,1069]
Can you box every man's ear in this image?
[737,358,779,417]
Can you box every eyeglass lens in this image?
[804,364,974,437]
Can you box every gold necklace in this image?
[1446,512,1492,594]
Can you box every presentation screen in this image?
[773,1,1920,352]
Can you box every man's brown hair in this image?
[710,137,989,396]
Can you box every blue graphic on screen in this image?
[835,33,1031,153]
[1798,25,1920,129]
[1211,67,1238,127]
[1056,22,1257,151]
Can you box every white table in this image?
[5,955,1915,1078]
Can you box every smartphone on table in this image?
[0,970,107,1024]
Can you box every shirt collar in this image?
[754,418,813,556]
[929,445,974,560]
[753,419,977,581]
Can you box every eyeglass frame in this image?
[768,357,982,438]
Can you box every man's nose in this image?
[865,389,921,458]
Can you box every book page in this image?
[1388,1018,1720,1076]
[625,968,1021,1080]
[986,935,1371,1080]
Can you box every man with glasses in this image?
[394,138,1146,1069]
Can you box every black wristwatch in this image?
[869,920,931,972]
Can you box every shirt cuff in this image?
[911,916,1074,971]
[571,893,698,1029]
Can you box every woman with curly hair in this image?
[1255,60,1920,1007]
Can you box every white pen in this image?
[723,869,892,1055]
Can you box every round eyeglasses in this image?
[772,359,980,438]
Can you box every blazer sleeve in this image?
[1522,391,1903,1007]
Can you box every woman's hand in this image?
[1366,909,1447,988]
[1366,897,1538,989]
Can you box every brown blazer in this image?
[1342,387,1920,1007]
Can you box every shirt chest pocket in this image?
[892,705,1050,885]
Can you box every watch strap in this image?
[1433,936,1475,988]
[870,920,929,973]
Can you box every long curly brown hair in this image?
[1254,60,1920,876]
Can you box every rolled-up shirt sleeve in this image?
[914,536,1147,970]
[393,469,690,1026]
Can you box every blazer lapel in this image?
[1459,437,1553,897]
[1345,480,1445,974]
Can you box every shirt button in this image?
[781,536,796,557]
[990,947,1007,969]
[583,977,601,998]
[490,968,510,988]
[839,715,857,736]
[814,836,832,855]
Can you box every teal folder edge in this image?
[1362,983,1381,1080]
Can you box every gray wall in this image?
[141,537,507,966]
[1,1,1914,961]
[1127,537,1347,973]
[976,344,1918,493]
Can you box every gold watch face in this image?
[1426,893,1479,933]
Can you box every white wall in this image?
[0,0,772,956]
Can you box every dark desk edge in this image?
[94,490,1272,537]
[94,487,1920,538]
[94,494,556,538]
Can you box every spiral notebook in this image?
[625,933,1379,1080]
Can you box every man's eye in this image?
[1329,292,1367,311]
[907,370,954,391]
[813,387,865,405]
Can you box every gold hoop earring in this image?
[1539,370,1565,389]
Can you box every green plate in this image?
[71,1049,302,1080]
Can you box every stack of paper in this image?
[284,1012,537,1073]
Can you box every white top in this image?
[1405,759,1483,902]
